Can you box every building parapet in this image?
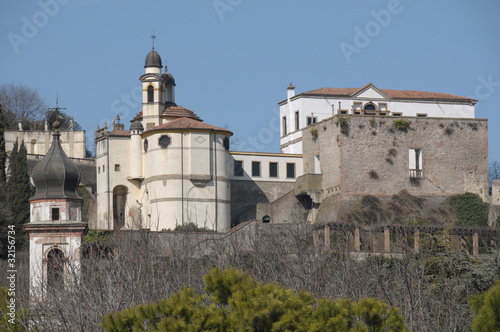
[28,153,95,166]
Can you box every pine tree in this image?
[0,103,6,183]
[101,268,409,331]
[5,139,30,248]
[471,279,500,332]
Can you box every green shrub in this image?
[450,192,489,226]
[310,128,318,140]
[339,117,350,135]
[83,230,112,243]
[393,120,411,131]
[470,279,500,331]
[173,222,215,232]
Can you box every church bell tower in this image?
[139,34,177,130]
[25,121,87,304]
[140,47,164,130]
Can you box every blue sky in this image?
[1,0,499,161]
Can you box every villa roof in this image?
[297,83,477,103]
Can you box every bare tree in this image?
[0,83,47,130]
[490,160,500,186]
[2,222,499,331]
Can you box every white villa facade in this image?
[279,82,477,153]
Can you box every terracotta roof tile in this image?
[132,104,202,122]
[133,111,143,121]
[302,85,476,103]
[146,117,232,134]
[162,105,201,121]
[108,129,131,137]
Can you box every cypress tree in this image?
[0,103,6,183]
[5,139,30,247]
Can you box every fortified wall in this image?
[300,115,490,223]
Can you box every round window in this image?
[159,135,171,148]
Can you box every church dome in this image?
[145,49,162,68]
[161,67,176,85]
[130,120,144,131]
[30,123,81,200]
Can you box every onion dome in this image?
[145,49,162,68]
[30,122,81,200]
[130,120,144,131]
[161,66,176,85]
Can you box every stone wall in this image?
[303,116,489,206]
[5,129,86,159]
[230,180,295,224]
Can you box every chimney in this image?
[287,82,295,99]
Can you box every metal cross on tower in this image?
[48,93,67,114]
[151,30,156,49]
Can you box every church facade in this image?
[92,46,495,231]
[95,48,236,232]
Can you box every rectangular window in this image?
[307,117,317,126]
[392,112,402,116]
[417,113,428,117]
[286,163,296,178]
[103,165,105,172]
[252,161,261,177]
[353,102,362,111]
[115,164,120,172]
[282,116,287,136]
[234,160,243,176]
[409,149,423,178]
[52,208,60,221]
[379,103,387,111]
[339,110,348,115]
[295,111,300,131]
[269,162,278,178]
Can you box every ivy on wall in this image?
[339,117,349,135]
[450,193,489,227]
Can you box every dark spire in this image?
[30,121,81,200]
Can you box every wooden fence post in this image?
[354,228,360,252]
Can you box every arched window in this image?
[147,85,154,103]
[47,248,64,290]
[363,103,376,111]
